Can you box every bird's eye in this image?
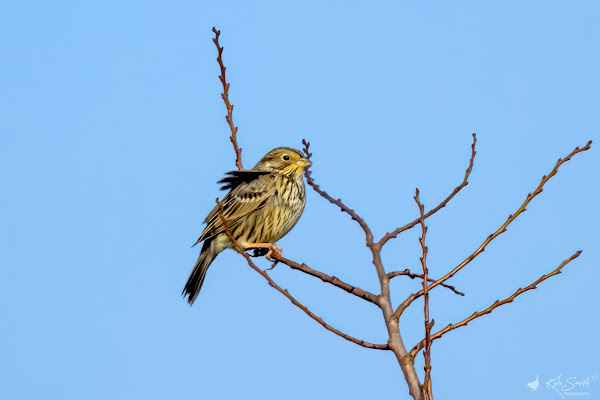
[283,155,290,161]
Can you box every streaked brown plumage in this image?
[183,147,312,305]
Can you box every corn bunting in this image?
[183,147,312,305]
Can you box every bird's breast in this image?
[277,175,306,209]
[265,175,306,242]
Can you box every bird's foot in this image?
[265,244,282,261]
[265,244,282,270]
[244,243,282,266]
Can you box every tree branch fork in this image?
[207,26,591,400]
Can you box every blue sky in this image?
[1,1,598,399]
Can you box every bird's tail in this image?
[183,241,217,306]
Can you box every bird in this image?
[526,374,539,391]
[183,147,312,305]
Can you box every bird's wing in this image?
[193,172,277,246]
[217,170,271,191]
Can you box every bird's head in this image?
[253,147,312,176]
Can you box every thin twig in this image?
[392,140,592,320]
[271,253,380,305]
[406,250,582,360]
[212,27,243,170]
[302,139,374,246]
[379,133,477,247]
[387,269,464,296]
[415,189,434,400]
[215,198,388,350]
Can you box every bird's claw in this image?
[264,261,278,271]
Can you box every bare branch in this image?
[387,269,465,296]
[215,198,388,350]
[204,30,592,400]
[406,250,582,360]
[212,27,243,170]
[415,189,434,400]
[302,139,374,246]
[297,144,425,397]
[393,140,592,318]
[271,253,380,305]
[379,133,477,247]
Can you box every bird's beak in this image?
[296,158,312,167]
